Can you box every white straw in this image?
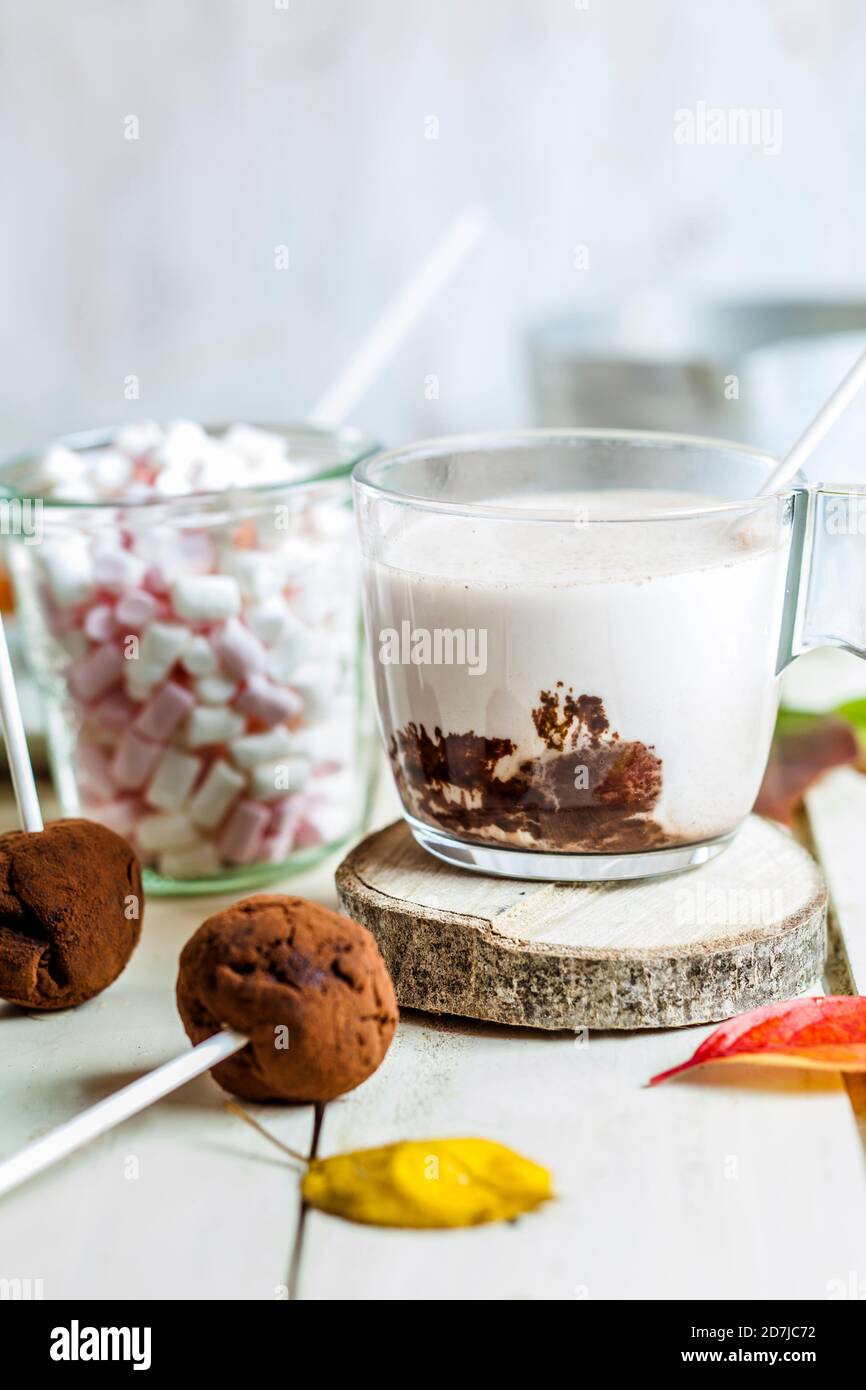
[0,1029,247,1199]
[0,610,42,832]
[761,342,866,494]
[308,204,488,428]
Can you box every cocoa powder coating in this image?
[0,818,143,1010]
[176,895,399,1103]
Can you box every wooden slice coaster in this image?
[335,816,827,1030]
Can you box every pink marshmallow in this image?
[110,728,163,790]
[77,737,117,801]
[143,565,170,596]
[115,589,158,631]
[92,796,141,839]
[214,618,267,681]
[218,800,271,865]
[260,795,304,861]
[235,675,302,728]
[83,605,117,644]
[294,817,323,850]
[93,690,138,732]
[135,681,196,740]
[67,644,124,701]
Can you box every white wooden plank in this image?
[301,1012,866,1300]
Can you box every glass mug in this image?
[1,424,380,894]
[354,428,866,881]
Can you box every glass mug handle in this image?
[777,485,866,672]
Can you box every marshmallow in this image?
[93,549,147,594]
[93,690,137,733]
[223,423,287,469]
[259,796,304,862]
[146,747,201,811]
[181,636,218,677]
[220,549,283,600]
[124,661,164,702]
[42,541,94,608]
[218,801,271,865]
[90,449,133,496]
[159,841,222,880]
[235,675,302,728]
[246,596,294,645]
[196,675,238,705]
[138,812,201,854]
[77,737,116,801]
[171,574,241,622]
[214,617,267,680]
[135,681,196,741]
[230,725,294,770]
[266,621,312,683]
[115,420,163,459]
[115,590,158,631]
[138,622,191,679]
[110,729,163,790]
[67,644,124,702]
[184,705,246,748]
[155,420,209,472]
[96,796,142,839]
[248,756,309,801]
[188,759,246,829]
[83,605,117,644]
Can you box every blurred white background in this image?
[2,0,866,470]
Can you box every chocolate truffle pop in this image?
[0,895,396,1198]
[0,611,143,1010]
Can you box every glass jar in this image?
[1,423,379,894]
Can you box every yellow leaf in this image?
[302,1137,553,1229]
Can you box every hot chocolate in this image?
[363,490,789,856]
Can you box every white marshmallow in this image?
[184,705,246,748]
[196,675,238,705]
[247,596,294,645]
[266,623,313,683]
[39,445,88,489]
[220,549,283,600]
[189,759,246,829]
[231,725,294,770]
[42,541,94,608]
[138,622,191,678]
[115,420,163,458]
[159,841,222,880]
[171,574,241,621]
[138,812,201,854]
[124,661,163,702]
[147,747,201,811]
[155,420,209,472]
[90,449,133,496]
[181,636,218,677]
[223,424,287,469]
[249,756,310,801]
[93,549,147,594]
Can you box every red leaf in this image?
[649,996,866,1085]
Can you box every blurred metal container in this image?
[530,299,866,447]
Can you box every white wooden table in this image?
[2,764,865,1302]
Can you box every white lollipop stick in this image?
[0,1029,246,1199]
[308,204,488,427]
[0,610,42,832]
[761,342,866,494]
